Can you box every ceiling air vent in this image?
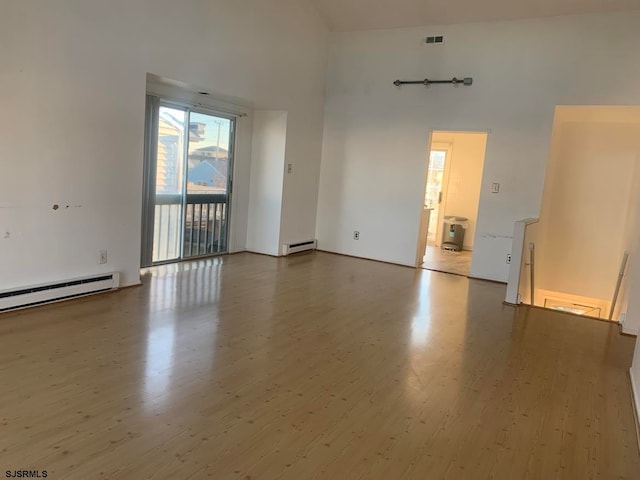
[426,36,444,44]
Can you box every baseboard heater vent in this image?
[0,273,120,313]
[282,240,317,256]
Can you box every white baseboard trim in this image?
[630,369,640,452]
[246,248,280,257]
[622,325,639,336]
[316,249,416,269]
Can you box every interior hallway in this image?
[0,252,638,479]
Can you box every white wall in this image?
[536,117,640,308]
[432,132,486,250]
[632,346,640,420]
[316,11,640,280]
[625,242,640,336]
[0,0,328,289]
[617,152,640,332]
[247,111,288,256]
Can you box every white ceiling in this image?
[310,0,640,31]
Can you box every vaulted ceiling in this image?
[310,0,640,31]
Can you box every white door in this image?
[424,147,452,246]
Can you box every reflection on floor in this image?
[0,252,638,478]
[422,245,472,276]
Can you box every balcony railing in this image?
[153,193,228,262]
[183,194,228,257]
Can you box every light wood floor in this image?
[1,252,638,479]
[422,245,473,277]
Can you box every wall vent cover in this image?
[282,240,317,256]
[426,36,444,44]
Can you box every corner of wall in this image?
[246,111,288,255]
[630,364,640,436]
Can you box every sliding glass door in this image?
[153,105,186,263]
[183,112,232,258]
[141,96,235,267]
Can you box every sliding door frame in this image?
[141,95,160,268]
[141,94,237,267]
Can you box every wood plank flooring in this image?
[422,245,472,277]
[0,251,638,479]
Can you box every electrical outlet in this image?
[353,231,360,240]
[99,250,108,264]
[506,254,512,264]
[287,164,292,174]
[491,183,500,194]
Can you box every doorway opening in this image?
[416,131,488,276]
[141,95,236,267]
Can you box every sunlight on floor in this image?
[421,245,472,276]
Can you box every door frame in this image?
[415,129,490,268]
[141,95,238,267]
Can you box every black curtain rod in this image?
[393,77,473,86]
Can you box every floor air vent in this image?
[0,273,120,312]
[282,240,317,255]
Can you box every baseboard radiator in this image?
[0,273,120,313]
[282,240,317,255]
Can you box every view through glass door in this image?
[143,98,234,266]
[183,112,233,258]
[153,105,186,263]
